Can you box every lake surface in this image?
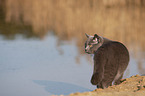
[0,33,93,96]
[0,32,144,96]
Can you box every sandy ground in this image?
[69,75,145,96]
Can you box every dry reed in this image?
[1,0,145,57]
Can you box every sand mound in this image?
[70,75,145,96]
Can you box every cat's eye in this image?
[89,45,93,47]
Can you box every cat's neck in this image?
[103,37,112,44]
[100,36,112,45]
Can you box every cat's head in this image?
[85,33,103,54]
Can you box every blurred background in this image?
[0,0,145,96]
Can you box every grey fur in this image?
[85,34,129,89]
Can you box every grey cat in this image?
[85,34,129,89]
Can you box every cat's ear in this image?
[85,33,90,38]
[93,34,100,43]
[93,34,99,39]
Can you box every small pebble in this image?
[135,74,140,77]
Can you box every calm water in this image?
[0,32,144,96]
[0,33,94,96]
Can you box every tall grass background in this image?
[1,0,145,60]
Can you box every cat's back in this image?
[104,41,129,60]
[94,41,129,65]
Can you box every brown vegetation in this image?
[0,0,145,58]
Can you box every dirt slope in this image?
[70,75,145,96]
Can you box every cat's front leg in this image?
[91,72,104,85]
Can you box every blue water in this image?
[0,33,144,96]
